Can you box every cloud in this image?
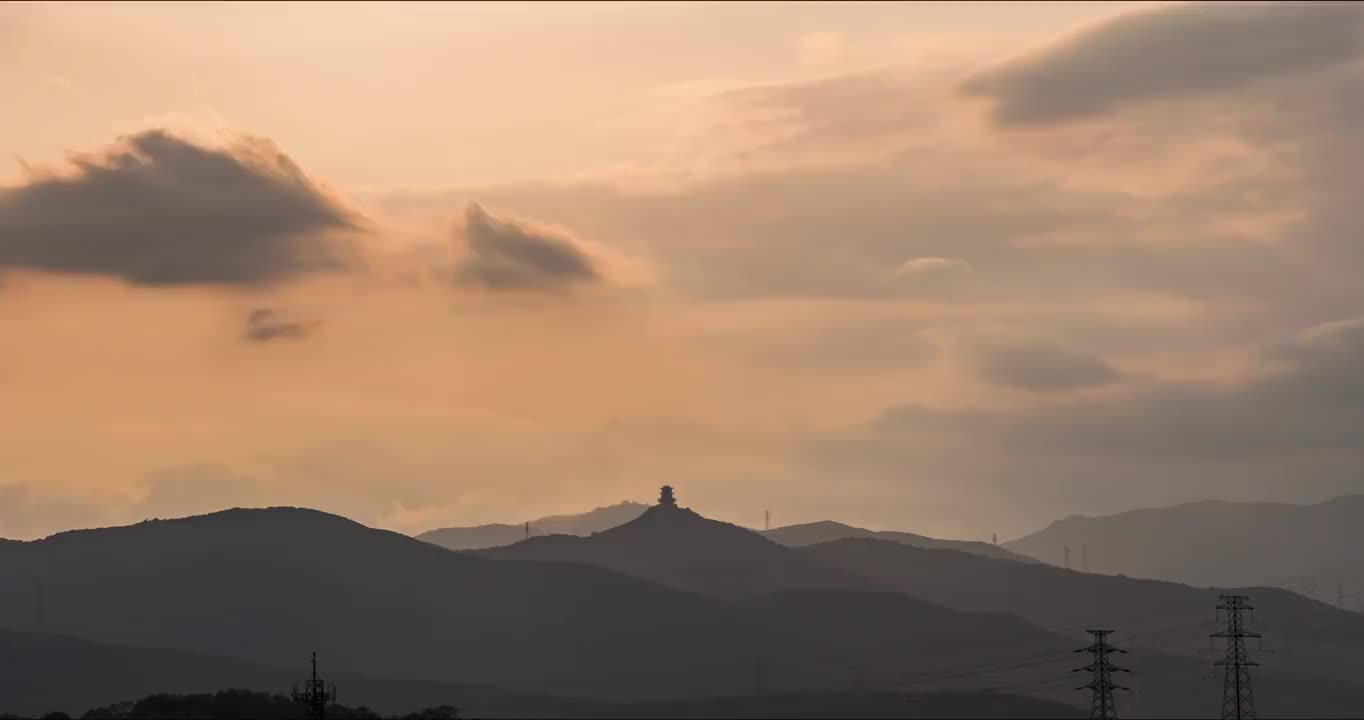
[244,307,322,343]
[787,317,1364,533]
[452,202,604,291]
[0,483,116,539]
[0,128,363,287]
[882,317,1364,461]
[891,256,971,276]
[962,2,1364,126]
[127,464,264,521]
[702,315,937,371]
[971,338,1124,393]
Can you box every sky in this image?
[3,0,1364,541]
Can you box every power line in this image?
[1212,595,1260,720]
[1074,630,1129,720]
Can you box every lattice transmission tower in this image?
[1075,629,1130,720]
[1212,594,1260,720]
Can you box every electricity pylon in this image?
[1213,595,1260,720]
[1075,629,1130,720]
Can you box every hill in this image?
[803,538,1364,694]
[0,629,598,718]
[598,691,1082,718]
[0,506,1063,702]
[476,501,878,599]
[1004,495,1364,596]
[762,520,1033,563]
[417,502,647,551]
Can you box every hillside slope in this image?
[418,502,647,551]
[763,520,1033,563]
[0,629,599,718]
[805,538,1364,693]
[0,507,1062,702]
[477,502,878,599]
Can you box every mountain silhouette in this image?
[1,627,1090,719]
[0,506,1065,703]
[598,691,1082,718]
[804,538,1364,698]
[1005,494,1364,593]
[762,520,1033,563]
[0,628,598,718]
[477,501,879,598]
[418,502,647,551]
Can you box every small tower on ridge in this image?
[659,485,677,508]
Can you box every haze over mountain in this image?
[804,538,1364,694]
[417,502,647,551]
[1005,495,1364,596]
[762,520,1032,564]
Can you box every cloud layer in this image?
[972,339,1124,394]
[963,2,1364,126]
[0,129,362,286]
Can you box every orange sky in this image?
[3,1,1363,541]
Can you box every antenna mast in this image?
[292,652,337,720]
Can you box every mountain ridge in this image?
[476,502,883,599]
[0,504,1067,704]
[763,520,1033,563]
[417,501,649,551]
[1005,494,1364,591]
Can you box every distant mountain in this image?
[417,502,647,551]
[804,538,1364,695]
[1004,495,1364,595]
[477,502,879,599]
[0,506,1063,703]
[0,629,598,718]
[762,520,1034,563]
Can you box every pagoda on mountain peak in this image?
[658,485,677,508]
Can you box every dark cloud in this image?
[365,28,1364,354]
[972,339,1124,393]
[243,307,321,343]
[448,162,1129,304]
[882,318,1364,461]
[0,129,362,286]
[962,2,1364,126]
[787,319,1364,535]
[453,202,601,291]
